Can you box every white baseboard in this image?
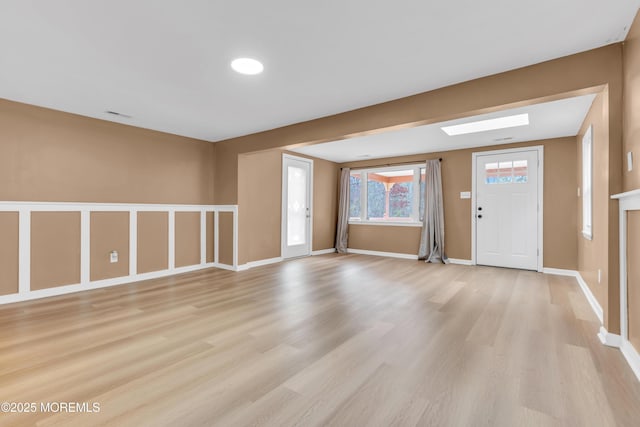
[542,267,576,277]
[346,248,419,260]
[574,272,604,325]
[598,326,622,348]
[344,251,472,265]
[602,327,640,382]
[248,257,283,268]
[621,340,640,383]
[448,258,473,266]
[236,257,284,271]
[543,268,604,325]
[0,262,233,305]
[312,248,336,256]
[236,250,337,271]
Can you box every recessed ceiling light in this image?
[441,113,529,136]
[231,58,264,75]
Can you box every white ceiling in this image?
[0,1,637,142]
[291,94,596,163]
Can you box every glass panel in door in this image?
[287,165,307,246]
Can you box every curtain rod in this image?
[341,158,442,170]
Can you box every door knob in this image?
[477,214,483,219]
[478,207,483,211]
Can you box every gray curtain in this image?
[335,167,350,253]
[419,160,448,263]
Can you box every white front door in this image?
[474,148,541,271]
[282,155,313,259]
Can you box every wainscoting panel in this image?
[0,202,239,304]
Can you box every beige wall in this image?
[577,92,610,318]
[238,150,282,265]
[544,138,579,269]
[90,212,130,281]
[628,211,640,350]
[237,149,339,264]
[624,12,640,192]
[31,212,81,290]
[349,225,421,255]
[312,157,339,251]
[137,212,169,274]
[206,212,215,263]
[0,208,219,295]
[0,213,19,295]
[218,212,234,265]
[0,98,215,204]
[175,212,201,268]
[0,207,229,295]
[342,138,577,269]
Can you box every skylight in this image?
[441,113,529,136]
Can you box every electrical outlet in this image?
[110,250,118,263]
[628,151,634,172]
[577,187,581,197]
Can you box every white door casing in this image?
[472,146,543,271]
[282,154,313,259]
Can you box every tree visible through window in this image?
[389,182,412,218]
[367,179,386,218]
[349,173,361,218]
[349,166,424,224]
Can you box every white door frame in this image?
[281,154,314,258]
[471,145,544,272]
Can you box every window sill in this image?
[348,220,423,227]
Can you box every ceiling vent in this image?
[105,110,132,119]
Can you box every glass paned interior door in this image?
[282,155,312,259]
[287,165,307,246]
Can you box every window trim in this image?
[348,163,424,226]
[348,220,423,227]
[582,125,593,240]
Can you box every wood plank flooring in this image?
[1,254,639,426]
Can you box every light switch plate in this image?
[460,191,471,199]
[628,151,633,172]
[110,250,118,263]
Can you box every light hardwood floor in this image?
[1,254,640,426]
